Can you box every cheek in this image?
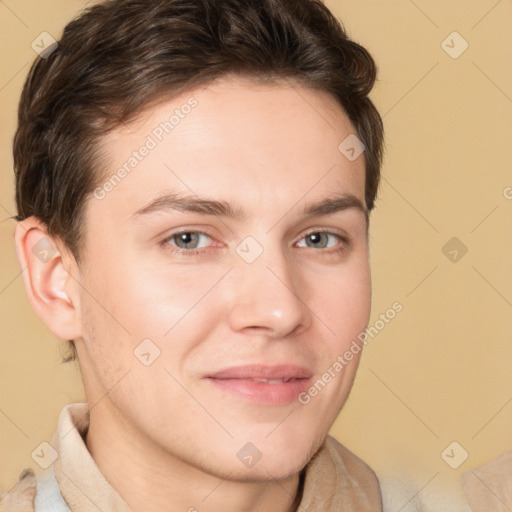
[82,250,183,333]
[79,250,227,365]
[319,261,371,345]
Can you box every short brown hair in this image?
[13,0,383,359]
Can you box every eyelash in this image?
[160,228,349,257]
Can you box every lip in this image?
[205,364,313,406]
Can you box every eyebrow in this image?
[129,192,366,221]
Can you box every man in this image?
[3,0,384,510]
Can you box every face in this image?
[75,75,370,481]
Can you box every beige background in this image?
[1,0,511,508]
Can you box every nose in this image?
[226,247,312,339]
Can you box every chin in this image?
[236,437,320,482]
[191,434,317,484]
[221,460,307,484]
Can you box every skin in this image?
[15,75,371,512]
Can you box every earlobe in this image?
[14,216,82,341]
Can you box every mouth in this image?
[205,364,312,405]
[246,378,296,383]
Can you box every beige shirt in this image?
[1,402,382,511]
[461,450,512,512]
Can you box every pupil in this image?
[177,232,198,248]
[308,232,326,248]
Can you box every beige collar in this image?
[52,403,132,512]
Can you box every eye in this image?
[296,230,344,250]
[164,231,213,251]
[161,228,347,257]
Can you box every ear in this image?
[13,216,82,341]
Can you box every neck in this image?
[85,401,303,512]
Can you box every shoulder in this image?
[0,468,37,512]
[461,450,512,511]
[1,466,71,512]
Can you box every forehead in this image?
[89,76,366,224]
